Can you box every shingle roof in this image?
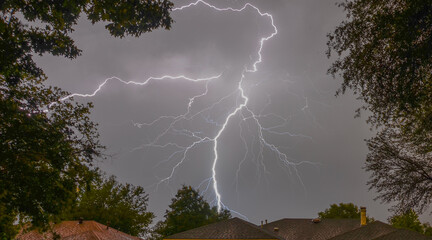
[17,220,142,240]
[164,217,282,239]
[162,217,432,240]
[328,221,396,240]
[263,218,361,240]
[373,228,432,240]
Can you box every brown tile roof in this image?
[373,228,432,240]
[328,221,396,240]
[164,217,282,239]
[17,220,142,240]
[263,218,361,240]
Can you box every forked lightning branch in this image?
[61,0,313,217]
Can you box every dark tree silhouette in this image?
[1,77,102,238]
[0,0,173,238]
[154,185,231,239]
[366,128,432,214]
[318,202,373,222]
[1,0,173,86]
[327,0,432,213]
[65,175,154,237]
[327,0,432,143]
[389,209,432,236]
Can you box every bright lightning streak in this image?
[171,0,279,212]
[61,0,315,217]
[172,0,277,73]
[61,74,221,100]
[212,73,248,211]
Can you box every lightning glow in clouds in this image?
[61,0,314,216]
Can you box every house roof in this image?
[328,221,395,240]
[263,218,361,240]
[17,220,142,240]
[373,228,432,240]
[164,217,432,240]
[164,217,282,239]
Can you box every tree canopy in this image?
[0,76,102,236]
[0,203,18,239]
[318,203,373,222]
[327,0,432,141]
[0,0,174,238]
[65,175,154,237]
[389,209,432,236]
[154,185,231,238]
[327,0,432,213]
[365,128,432,214]
[1,0,173,86]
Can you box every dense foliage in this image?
[389,209,432,236]
[327,0,432,213]
[0,203,18,239]
[318,202,373,222]
[1,0,173,86]
[327,0,432,140]
[66,175,154,237]
[0,77,102,236]
[0,0,173,238]
[154,185,231,238]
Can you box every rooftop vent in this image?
[273,227,279,232]
[78,217,83,224]
[312,218,321,223]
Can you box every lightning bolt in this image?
[60,0,315,217]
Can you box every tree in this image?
[327,0,432,214]
[423,223,432,236]
[388,209,431,235]
[1,0,174,238]
[365,128,432,214]
[0,203,18,240]
[318,203,373,222]
[154,185,231,238]
[64,175,154,237]
[1,0,173,86]
[0,77,102,237]
[327,0,432,144]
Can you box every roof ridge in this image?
[229,217,283,239]
[17,220,141,240]
[165,217,282,239]
[371,228,432,240]
[371,229,400,240]
[265,218,362,224]
[91,220,106,232]
[327,220,396,240]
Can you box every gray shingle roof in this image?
[164,217,432,240]
[263,218,361,240]
[328,221,396,240]
[373,228,432,240]
[164,217,282,239]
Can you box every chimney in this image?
[265,219,268,224]
[261,220,263,228]
[78,217,83,224]
[360,207,367,226]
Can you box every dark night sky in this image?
[35,0,424,225]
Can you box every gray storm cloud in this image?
[36,0,395,224]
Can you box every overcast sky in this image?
[35,0,420,224]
